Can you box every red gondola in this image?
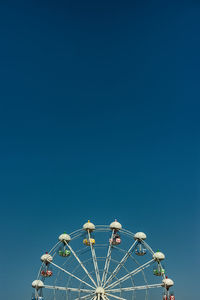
[41,269,53,277]
[110,233,121,245]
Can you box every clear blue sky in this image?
[0,1,199,299]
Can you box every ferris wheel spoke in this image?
[102,295,109,300]
[101,229,114,285]
[43,284,93,293]
[106,258,155,289]
[88,230,101,286]
[65,242,97,287]
[49,261,94,289]
[89,296,97,300]
[74,293,96,300]
[141,240,154,255]
[107,283,163,292]
[106,293,126,300]
[104,240,137,287]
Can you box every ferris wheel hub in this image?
[95,287,105,295]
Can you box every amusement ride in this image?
[31,220,175,300]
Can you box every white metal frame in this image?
[33,225,168,300]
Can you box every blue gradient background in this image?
[0,1,199,299]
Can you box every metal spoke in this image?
[141,240,154,255]
[106,293,126,300]
[106,259,155,289]
[88,230,101,286]
[43,285,93,293]
[104,240,137,287]
[107,283,163,292]
[74,293,96,300]
[101,230,114,285]
[49,261,94,289]
[65,242,97,287]
[89,296,97,300]
[102,295,109,300]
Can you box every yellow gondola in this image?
[83,238,95,246]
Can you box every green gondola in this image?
[58,249,71,257]
[153,265,165,276]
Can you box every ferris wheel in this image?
[31,220,175,300]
